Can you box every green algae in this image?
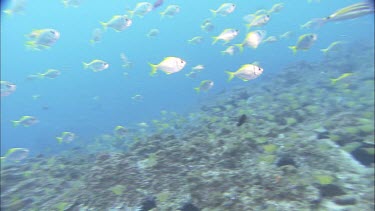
[343,126,360,135]
[258,154,276,163]
[55,202,69,211]
[285,117,297,126]
[342,142,362,153]
[255,137,268,144]
[156,191,170,203]
[358,124,374,134]
[109,184,125,196]
[263,144,278,154]
[314,174,334,185]
[361,147,375,155]
[328,134,341,142]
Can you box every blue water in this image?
[1,0,374,156]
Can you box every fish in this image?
[149,57,186,76]
[114,126,128,138]
[289,33,318,54]
[152,0,164,10]
[127,2,153,18]
[25,29,60,50]
[62,0,82,8]
[37,69,61,79]
[194,80,214,93]
[221,45,240,56]
[160,5,180,18]
[132,94,144,102]
[235,30,266,52]
[201,19,215,32]
[268,3,284,14]
[210,3,236,17]
[1,148,29,162]
[83,59,109,72]
[90,28,103,45]
[56,132,76,144]
[146,29,160,38]
[262,36,278,43]
[237,114,247,126]
[279,31,294,40]
[3,0,26,15]
[245,14,270,30]
[320,41,345,54]
[212,28,239,45]
[192,65,204,71]
[225,64,264,82]
[100,15,132,32]
[330,73,353,85]
[1,81,16,97]
[12,116,39,127]
[188,36,204,44]
[120,53,132,68]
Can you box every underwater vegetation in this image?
[1,41,374,210]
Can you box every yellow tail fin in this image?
[288,46,297,55]
[149,63,158,76]
[225,71,235,82]
[194,87,200,93]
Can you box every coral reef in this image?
[1,42,374,210]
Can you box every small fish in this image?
[210,3,236,17]
[320,41,345,54]
[221,45,240,56]
[192,65,204,71]
[212,28,239,45]
[267,3,284,14]
[188,36,204,44]
[128,2,153,18]
[114,126,127,137]
[152,0,164,10]
[194,80,214,93]
[83,59,109,72]
[201,19,215,32]
[25,29,60,50]
[137,122,149,127]
[149,57,186,76]
[132,94,144,102]
[262,36,278,43]
[160,5,180,18]
[146,29,160,38]
[279,31,294,40]
[100,15,132,32]
[37,69,61,79]
[289,33,318,54]
[245,14,270,30]
[62,0,82,8]
[236,30,266,52]
[330,73,353,85]
[90,28,103,45]
[1,81,16,97]
[300,20,316,29]
[56,132,76,144]
[120,53,132,68]
[225,64,264,82]
[185,71,198,79]
[3,0,26,15]
[1,148,29,162]
[237,114,247,126]
[12,116,39,127]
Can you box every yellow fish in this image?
[330,73,353,85]
[149,57,186,76]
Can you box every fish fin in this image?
[209,9,217,18]
[211,36,219,45]
[99,21,107,31]
[37,73,45,79]
[149,63,158,76]
[82,62,89,69]
[56,137,63,144]
[234,44,244,53]
[245,23,252,31]
[288,46,297,55]
[194,87,200,93]
[12,121,19,127]
[225,71,235,82]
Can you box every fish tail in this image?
[3,9,12,16]
[25,41,36,50]
[245,23,252,31]
[82,62,89,69]
[149,63,158,76]
[225,71,235,82]
[234,44,244,53]
[89,39,96,45]
[220,50,226,55]
[194,87,200,93]
[127,10,134,18]
[159,12,165,19]
[211,36,219,45]
[320,48,328,54]
[37,73,45,79]
[288,46,297,55]
[209,9,217,17]
[0,157,5,163]
[330,78,338,85]
[12,120,20,127]
[56,137,63,144]
[99,21,107,31]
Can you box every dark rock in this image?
[180,203,200,211]
[276,156,297,168]
[140,196,156,211]
[318,184,346,197]
[333,195,357,205]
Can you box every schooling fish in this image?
[237,114,247,126]
[153,0,164,10]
